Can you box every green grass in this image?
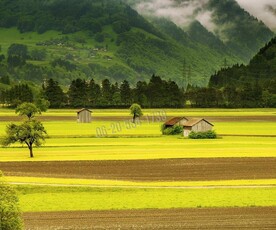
[0,108,275,161]
[6,176,276,187]
[16,185,276,212]
[0,136,275,162]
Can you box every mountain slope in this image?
[208,0,274,60]
[0,0,274,88]
[127,0,275,62]
[209,37,276,93]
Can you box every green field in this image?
[7,177,276,187]
[0,108,275,214]
[0,136,276,162]
[17,186,276,212]
[0,107,275,117]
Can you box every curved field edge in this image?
[16,185,276,212]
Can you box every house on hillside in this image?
[164,117,188,128]
[77,108,92,123]
[183,118,213,137]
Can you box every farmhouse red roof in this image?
[164,117,187,126]
[184,118,213,127]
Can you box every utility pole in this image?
[223,58,228,69]
[182,59,187,91]
[187,65,191,87]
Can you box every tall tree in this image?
[43,79,66,108]
[101,79,112,104]
[120,80,132,105]
[134,81,148,107]
[88,79,101,106]
[6,84,33,107]
[68,78,88,108]
[147,75,164,107]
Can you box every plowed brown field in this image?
[1,158,275,181]
[23,207,276,230]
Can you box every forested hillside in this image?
[186,37,276,108]
[0,0,264,89]
[127,0,274,61]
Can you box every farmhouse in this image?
[183,118,214,137]
[77,108,92,123]
[164,117,188,128]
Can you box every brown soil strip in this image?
[1,158,275,181]
[23,207,276,230]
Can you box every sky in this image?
[134,0,276,32]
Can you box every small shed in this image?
[164,117,188,128]
[77,108,92,123]
[183,118,213,137]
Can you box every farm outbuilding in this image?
[164,117,188,128]
[77,108,92,123]
[183,118,214,137]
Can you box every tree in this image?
[2,103,47,158]
[35,97,50,112]
[8,44,28,59]
[2,120,47,158]
[43,79,66,108]
[88,79,101,106]
[101,79,112,104]
[15,102,41,120]
[130,103,143,123]
[0,171,23,230]
[120,80,132,105]
[7,44,28,67]
[6,84,33,107]
[68,78,88,108]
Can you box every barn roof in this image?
[184,118,213,127]
[164,117,188,126]
[77,108,92,114]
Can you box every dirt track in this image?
[23,207,276,229]
[1,158,275,181]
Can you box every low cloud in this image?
[135,0,216,32]
[236,0,276,31]
[132,0,276,33]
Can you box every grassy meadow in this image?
[17,186,276,212]
[0,136,276,162]
[0,108,276,213]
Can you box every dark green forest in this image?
[0,0,274,87]
[0,75,184,108]
[192,37,276,108]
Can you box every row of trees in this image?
[42,75,185,108]
[1,76,275,108]
[186,83,276,108]
[4,75,180,108]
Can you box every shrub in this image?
[188,130,217,139]
[161,124,183,135]
[0,171,23,230]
